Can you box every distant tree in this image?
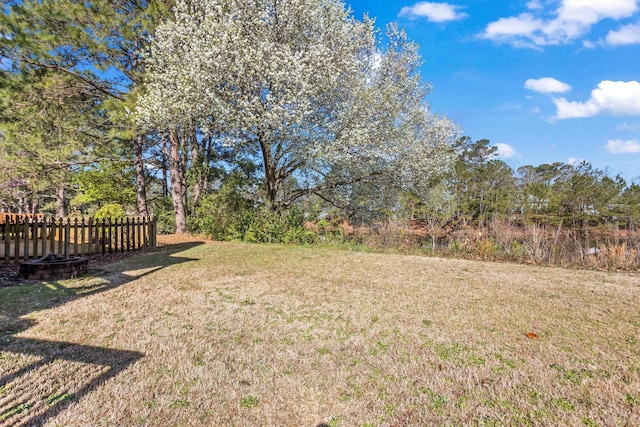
[449,138,514,224]
[406,179,457,250]
[516,162,570,224]
[620,183,640,231]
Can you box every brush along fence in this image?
[1,216,157,264]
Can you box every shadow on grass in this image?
[0,241,204,426]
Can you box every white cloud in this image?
[524,77,572,93]
[606,139,640,153]
[605,22,640,45]
[480,0,640,47]
[553,80,640,119]
[399,2,468,22]
[567,157,585,165]
[527,0,543,10]
[482,14,543,47]
[495,143,519,159]
[618,122,640,131]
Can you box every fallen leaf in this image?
[525,332,539,339]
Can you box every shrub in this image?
[152,197,176,235]
[190,197,314,244]
[94,203,125,221]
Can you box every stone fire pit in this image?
[19,254,89,280]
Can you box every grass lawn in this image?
[1,237,640,426]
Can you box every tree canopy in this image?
[138,0,459,218]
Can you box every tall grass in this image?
[341,219,640,270]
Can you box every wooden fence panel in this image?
[0,216,157,264]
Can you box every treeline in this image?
[390,138,640,270]
[1,1,638,269]
[417,137,640,232]
[187,137,640,269]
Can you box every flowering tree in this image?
[138,0,459,230]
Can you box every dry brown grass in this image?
[2,237,640,426]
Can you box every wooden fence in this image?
[1,216,157,264]
[0,213,45,224]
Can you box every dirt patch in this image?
[0,263,19,284]
[0,234,202,285]
[155,233,214,246]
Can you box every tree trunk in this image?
[258,134,278,206]
[180,130,190,214]
[56,186,67,218]
[30,198,39,215]
[191,134,203,208]
[169,129,187,234]
[134,133,149,216]
[161,133,169,198]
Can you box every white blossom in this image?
[137,0,459,205]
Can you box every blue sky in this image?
[347,0,640,182]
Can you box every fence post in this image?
[114,217,119,253]
[123,217,127,252]
[149,216,154,248]
[120,217,125,253]
[89,217,95,255]
[50,218,56,255]
[31,218,37,259]
[132,217,135,251]
[4,222,11,264]
[40,219,46,258]
[80,218,85,256]
[71,218,76,256]
[99,219,104,255]
[56,218,63,255]
[14,220,20,263]
[22,219,29,260]
[143,217,148,249]
[65,218,71,256]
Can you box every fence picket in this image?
[0,216,156,264]
[31,220,38,259]
[80,218,86,256]
[88,218,94,255]
[14,221,20,263]
[114,218,119,253]
[73,218,78,256]
[4,224,10,264]
[39,220,45,258]
[50,219,56,255]
[119,218,125,253]
[22,220,29,260]
[129,217,134,250]
[128,219,132,251]
[57,219,63,255]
